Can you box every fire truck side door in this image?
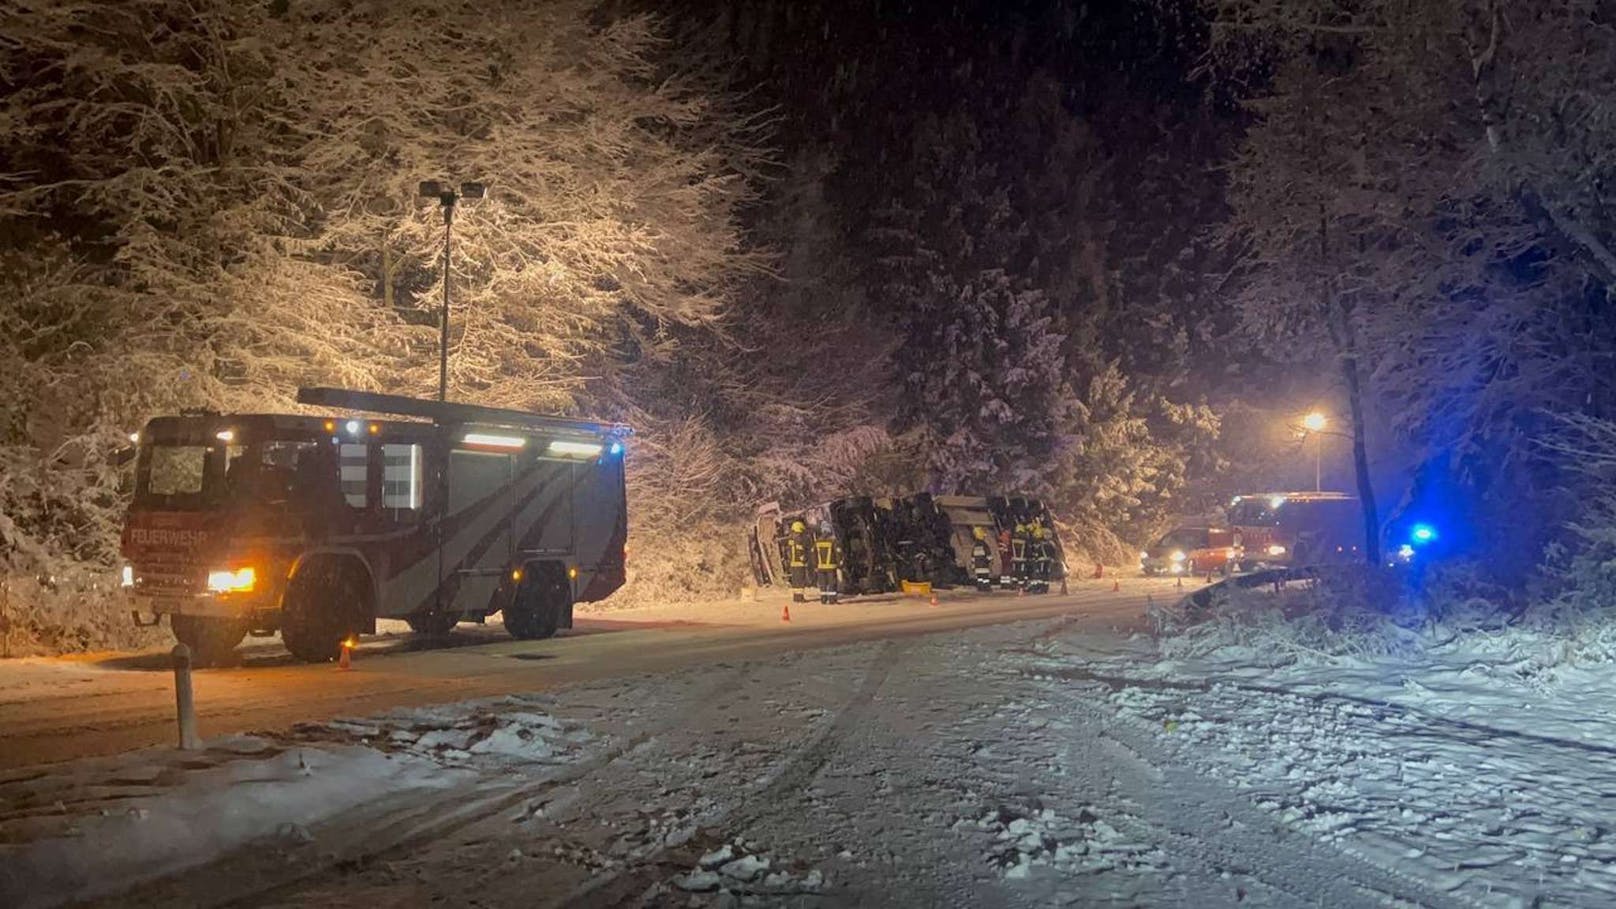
[443,448,515,616]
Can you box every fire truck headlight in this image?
[1169,550,1187,562]
[206,566,257,593]
[1267,544,1288,556]
[120,564,135,588]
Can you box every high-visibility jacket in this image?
[787,533,810,568]
[812,537,841,572]
[971,540,993,571]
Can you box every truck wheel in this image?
[505,566,567,641]
[405,611,458,636]
[281,559,370,662]
[171,615,247,666]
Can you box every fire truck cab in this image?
[120,388,630,664]
[1225,491,1359,571]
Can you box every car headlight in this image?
[120,564,135,588]
[206,566,256,593]
[1267,544,1287,556]
[1170,551,1186,562]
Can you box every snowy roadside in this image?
[0,700,590,909]
[12,594,1604,908]
[1023,610,1616,907]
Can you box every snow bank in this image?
[961,803,1169,881]
[0,738,469,909]
[1047,585,1616,906]
[297,694,592,767]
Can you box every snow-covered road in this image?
[6,581,1606,907]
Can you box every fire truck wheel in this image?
[170,615,247,666]
[281,558,370,662]
[505,566,566,640]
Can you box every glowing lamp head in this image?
[206,566,256,593]
[1302,412,1327,432]
[1410,524,1437,545]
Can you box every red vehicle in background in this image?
[1139,525,1237,576]
[1225,492,1360,570]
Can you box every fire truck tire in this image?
[505,565,567,640]
[281,558,371,662]
[170,615,247,666]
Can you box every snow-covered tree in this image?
[0,0,769,594]
[1209,0,1616,575]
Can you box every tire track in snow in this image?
[1089,709,1469,909]
[566,639,909,907]
[104,665,757,909]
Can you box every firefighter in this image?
[997,526,1015,588]
[1029,521,1052,594]
[1011,522,1030,589]
[812,520,843,604]
[970,526,995,592]
[786,519,812,603]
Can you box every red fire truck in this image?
[119,387,630,664]
[1225,491,1360,570]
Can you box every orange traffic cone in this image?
[929,594,939,608]
[337,637,354,671]
[1112,579,1120,593]
[781,603,791,623]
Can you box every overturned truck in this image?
[748,493,1067,595]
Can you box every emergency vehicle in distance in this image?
[119,387,630,664]
[1224,491,1360,571]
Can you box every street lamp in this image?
[418,180,486,402]
[1301,411,1327,491]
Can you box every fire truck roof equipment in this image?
[296,387,632,439]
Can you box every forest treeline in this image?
[3,0,1616,649]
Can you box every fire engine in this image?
[1225,491,1360,570]
[119,387,630,664]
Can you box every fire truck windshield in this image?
[135,438,333,510]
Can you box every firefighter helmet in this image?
[972,526,987,541]
[818,520,833,535]
[791,520,806,534]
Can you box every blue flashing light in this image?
[1410,524,1437,545]
[608,441,623,456]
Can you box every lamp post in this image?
[418,180,485,402]
[1301,411,1327,491]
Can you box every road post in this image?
[172,644,201,750]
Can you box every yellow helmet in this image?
[972,526,987,541]
[1014,523,1027,534]
[1032,526,1045,540]
[791,520,806,534]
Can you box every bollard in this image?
[172,643,201,751]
